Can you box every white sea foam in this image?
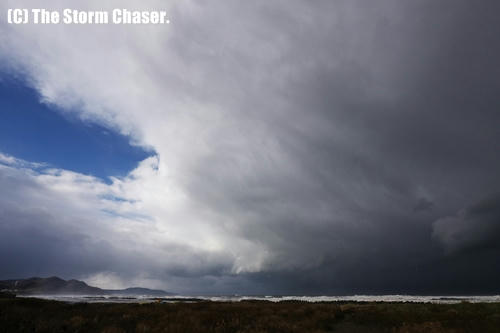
[19,294,500,304]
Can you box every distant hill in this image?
[0,277,174,296]
[106,287,171,297]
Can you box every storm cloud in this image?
[1,0,500,294]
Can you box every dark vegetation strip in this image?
[1,292,500,332]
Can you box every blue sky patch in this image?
[0,75,152,182]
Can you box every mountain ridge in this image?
[0,277,174,296]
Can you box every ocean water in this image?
[19,294,500,304]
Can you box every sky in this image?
[0,0,500,295]
[0,77,152,180]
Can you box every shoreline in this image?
[13,293,500,305]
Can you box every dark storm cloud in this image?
[0,205,113,278]
[1,0,500,294]
[179,0,500,293]
[433,193,500,255]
